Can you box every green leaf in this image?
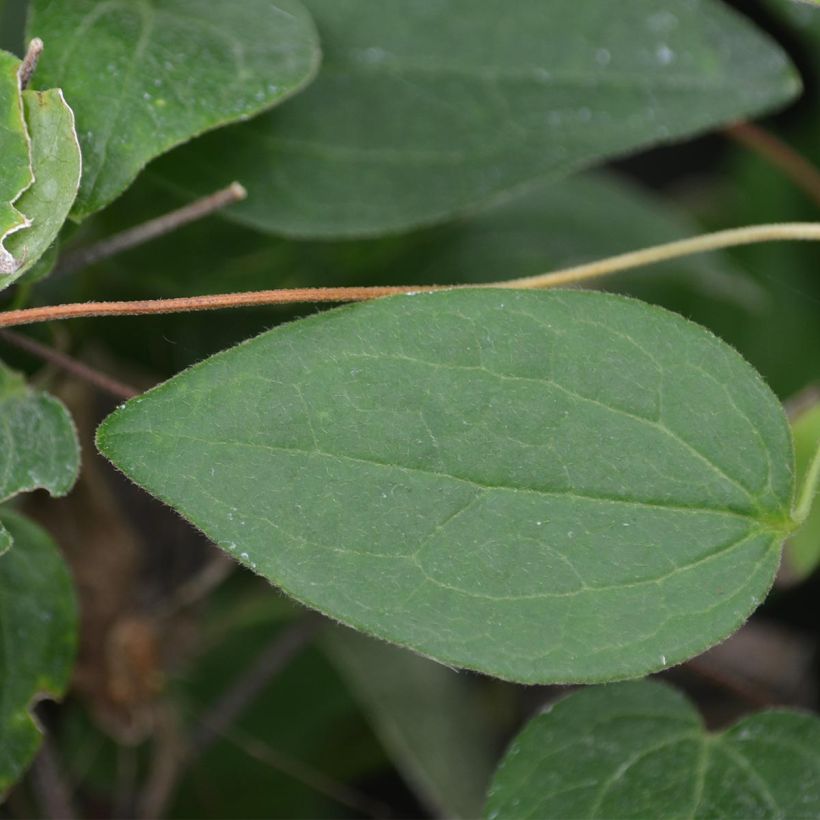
[97,290,795,683]
[484,680,820,819]
[1,87,81,288]
[0,49,32,274]
[0,361,80,503]
[27,0,321,219]
[0,509,78,794]
[324,627,496,819]
[154,0,800,239]
[786,401,820,579]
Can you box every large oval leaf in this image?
[485,680,820,819]
[97,290,795,683]
[27,0,321,218]
[0,510,77,795]
[153,0,799,238]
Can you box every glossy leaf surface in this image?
[27,0,321,218]
[98,290,794,683]
[155,0,799,238]
[485,680,820,819]
[0,510,77,794]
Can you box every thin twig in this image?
[55,182,248,278]
[190,615,322,757]
[154,550,235,620]
[0,328,139,399]
[726,122,820,210]
[143,616,322,817]
[18,38,43,91]
[1,222,819,328]
[220,724,392,818]
[31,733,77,820]
[137,705,185,820]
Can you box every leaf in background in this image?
[98,290,794,683]
[786,399,820,579]
[0,49,32,274]
[323,626,497,819]
[1,88,81,289]
[0,360,80,504]
[485,680,820,819]
[27,0,321,219]
[153,0,800,239]
[65,170,763,379]
[0,509,77,795]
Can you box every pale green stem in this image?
[496,223,820,290]
[793,440,820,526]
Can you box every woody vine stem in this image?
[1,221,819,329]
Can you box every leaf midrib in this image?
[105,427,775,523]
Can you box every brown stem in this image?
[0,329,139,399]
[726,122,820,209]
[0,285,431,328]
[2,222,819,329]
[18,38,43,91]
[55,182,248,277]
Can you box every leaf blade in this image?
[0,49,32,274]
[154,0,800,238]
[0,510,78,795]
[484,681,820,819]
[1,87,81,288]
[97,290,794,683]
[27,0,321,218]
[0,361,80,502]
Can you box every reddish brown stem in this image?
[726,122,820,209]
[0,285,438,328]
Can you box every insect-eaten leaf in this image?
[0,510,77,795]
[0,360,80,503]
[27,0,321,219]
[153,0,799,238]
[485,680,820,819]
[1,87,81,289]
[97,290,795,684]
[0,49,33,275]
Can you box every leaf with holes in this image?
[153,0,799,238]
[1,87,81,289]
[97,290,796,683]
[0,510,77,795]
[27,0,321,218]
[485,680,820,819]
[0,49,32,274]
